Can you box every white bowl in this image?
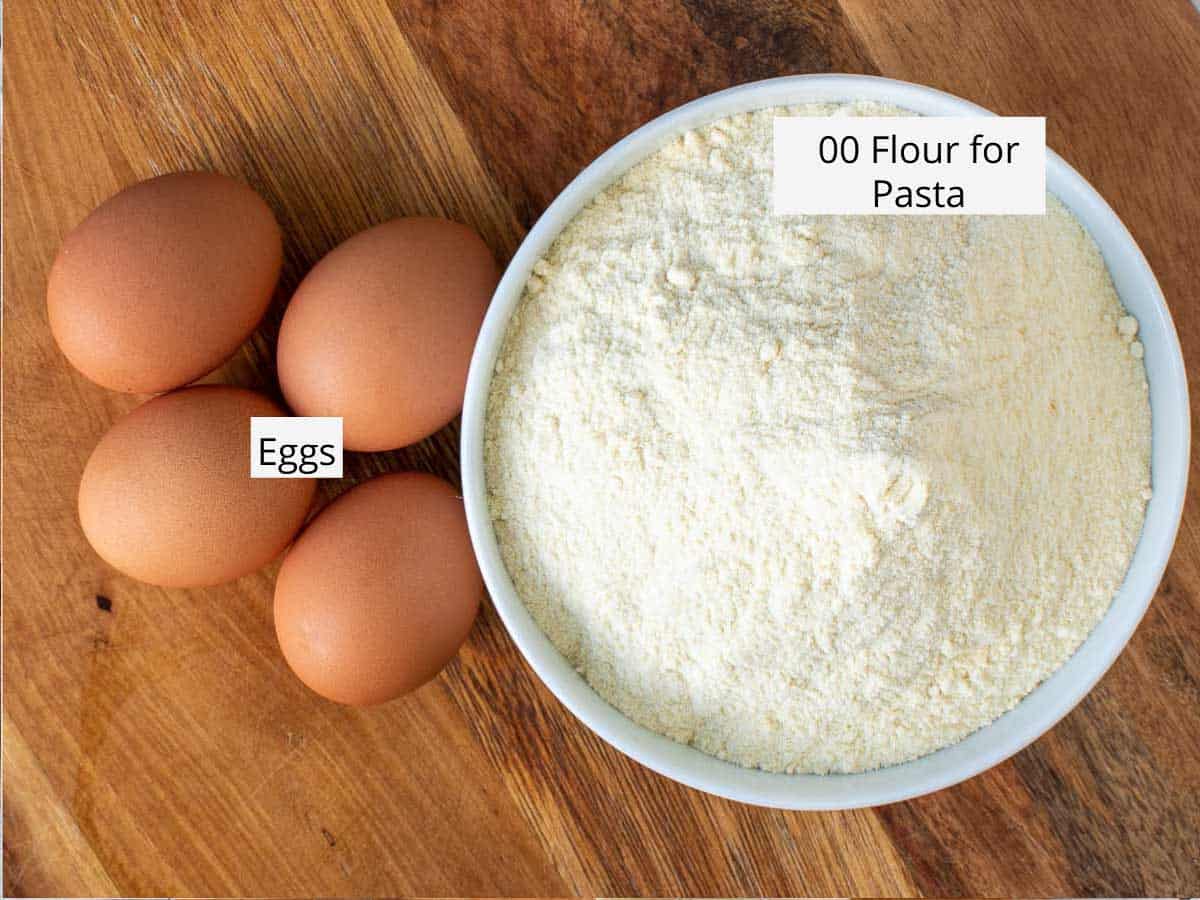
[460,74,1190,809]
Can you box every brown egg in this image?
[79,386,315,587]
[48,172,282,393]
[274,472,482,705]
[276,218,496,451]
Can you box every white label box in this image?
[774,116,1045,215]
[250,417,343,478]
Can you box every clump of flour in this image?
[485,102,1152,774]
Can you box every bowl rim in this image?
[460,73,1190,809]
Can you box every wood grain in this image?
[389,0,876,224]
[2,712,120,897]
[4,0,1199,897]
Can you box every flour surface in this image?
[485,102,1152,774]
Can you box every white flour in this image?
[485,103,1152,773]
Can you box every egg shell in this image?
[276,218,496,451]
[79,386,316,587]
[48,171,282,393]
[274,472,482,706]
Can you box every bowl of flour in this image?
[460,75,1189,808]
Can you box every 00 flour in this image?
[484,102,1151,774]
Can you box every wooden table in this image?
[5,2,1200,896]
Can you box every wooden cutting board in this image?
[5,1,1199,896]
